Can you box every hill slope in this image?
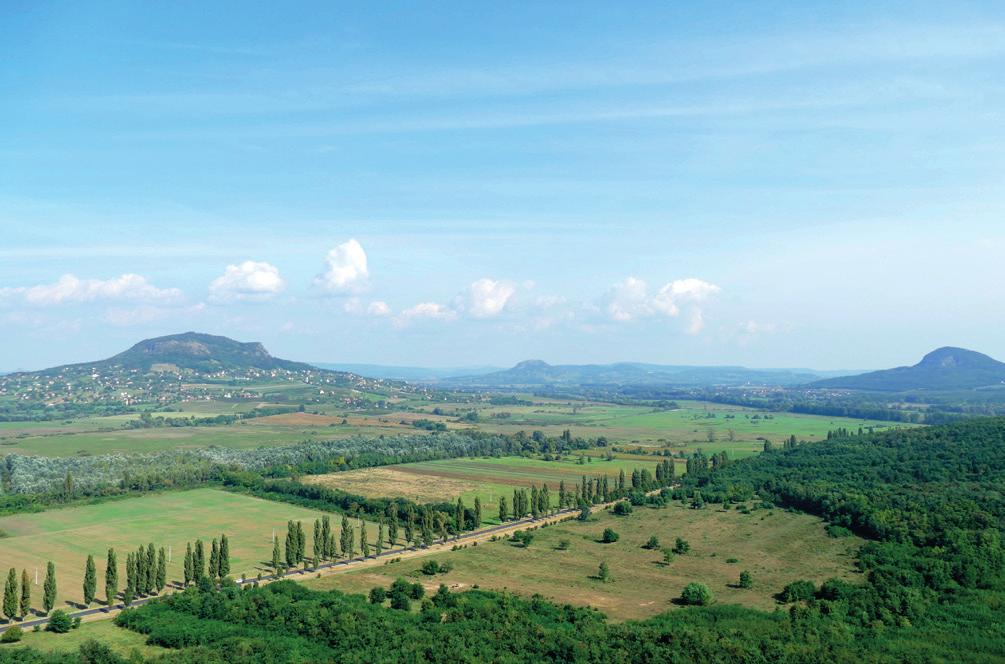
[810,347,1005,391]
[444,359,846,388]
[99,332,315,373]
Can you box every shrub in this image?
[421,560,441,575]
[556,539,571,551]
[409,582,425,600]
[368,586,387,604]
[612,501,632,516]
[739,570,752,588]
[389,592,410,611]
[601,528,619,544]
[0,625,22,643]
[643,535,660,550]
[680,583,713,606]
[597,561,611,582]
[672,537,690,554]
[780,580,816,603]
[46,609,72,633]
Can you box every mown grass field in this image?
[7,618,168,658]
[0,488,372,612]
[307,501,863,621]
[304,455,669,524]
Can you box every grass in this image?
[303,455,668,524]
[0,397,911,458]
[305,501,863,621]
[6,619,168,658]
[0,488,373,612]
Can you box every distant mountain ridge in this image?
[315,363,503,381]
[442,359,851,388]
[32,332,316,375]
[809,347,1005,391]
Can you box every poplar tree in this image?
[83,554,96,607]
[360,520,370,557]
[42,562,56,615]
[385,504,398,545]
[473,497,482,528]
[183,543,194,586]
[404,507,415,545]
[531,486,540,519]
[436,512,448,543]
[454,497,465,535]
[4,568,17,620]
[125,553,135,598]
[296,521,306,563]
[313,519,322,561]
[20,569,30,617]
[156,548,166,592]
[146,543,156,594]
[376,521,385,556]
[194,540,205,581]
[219,534,230,578]
[105,548,118,606]
[321,516,332,558]
[285,521,296,566]
[498,496,508,522]
[559,481,567,508]
[209,539,220,580]
[272,538,281,573]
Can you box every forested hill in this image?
[809,346,1005,391]
[677,417,1005,658]
[41,332,316,374]
[444,359,843,388]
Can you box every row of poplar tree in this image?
[1,562,56,621]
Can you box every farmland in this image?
[0,395,910,458]
[0,488,373,609]
[306,499,863,621]
[304,455,670,523]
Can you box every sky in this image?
[2,1,1004,371]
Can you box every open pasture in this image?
[308,500,863,621]
[0,488,372,611]
[303,455,669,524]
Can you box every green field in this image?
[0,397,911,458]
[7,619,168,658]
[303,455,669,524]
[0,488,373,612]
[306,500,863,621]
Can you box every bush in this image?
[601,528,619,544]
[421,560,441,575]
[368,586,387,604]
[672,537,690,554]
[779,580,816,603]
[739,570,752,588]
[612,501,633,516]
[409,582,425,600]
[680,583,713,606]
[643,535,660,550]
[46,609,72,633]
[0,625,22,643]
[556,539,571,551]
[389,592,410,611]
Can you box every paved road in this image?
[0,503,592,633]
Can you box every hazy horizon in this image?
[3,2,1004,370]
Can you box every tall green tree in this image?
[473,497,482,528]
[156,548,166,592]
[295,521,306,562]
[3,568,17,620]
[193,540,205,581]
[454,497,465,535]
[385,504,398,546]
[360,520,370,557]
[42,562,56,615]
[313,519,322,561]
[82,554,96,607]
[105,548,118,606]
[498,496,508,522]
[219,534,230,578]
[146,543,156,594]
[124,553,135,606]
[272,537,281,573]
[183,543,194,586]
[19,570,29,617]
[376,521,385,557]
[285,521,297,567]
[209,538,220,580]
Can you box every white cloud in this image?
[314,239,369,294]
[0,273,182,306]
[464,278,516,318]
[396,302,457,325]
[367,300,392,317]
[208,260,285,302]
[600,276,720,331]
[739,320,777,335]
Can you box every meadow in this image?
[307,500,863,621]
[0,396,910,458]
[303,455,669,523]
[0,488,373,611]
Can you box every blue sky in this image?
[2,1,1004,370]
